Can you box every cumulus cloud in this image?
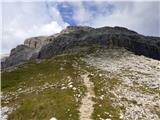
[1,2,68,53]
[1,1,159,54]
[70,1,160,36]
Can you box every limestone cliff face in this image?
[24,34,60,49]
[38,26,160,60]
[1,45,36,68]
[1,34,60,68]
[2,26,160,69]
[24,36,49,49]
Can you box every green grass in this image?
[2,54,83,90]
[1,46,132,120]
[8,89,79,120]
[81,65,122,120]
[1,53,86,120]
[92,97,121,120]
[90,75,121,120]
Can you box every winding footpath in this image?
[79,73,95,120]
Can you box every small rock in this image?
[72,87,77,91]
[61,87,66,90]
[18,88,22,91]
[99,74,102,77]
[69,85,73,88]
[50,117,57,120]
[106,118,111,120]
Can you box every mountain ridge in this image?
[1,26,160,69]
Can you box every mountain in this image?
[1,26,160,69]
[1,26,160,120]
[0,53,9,62]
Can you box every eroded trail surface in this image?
[79,74,95,120]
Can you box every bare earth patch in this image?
[79,73,95,120]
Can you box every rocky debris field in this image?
[83,48,160,120]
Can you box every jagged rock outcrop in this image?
[1,45,36,68]
[24,34,60,49]
[1,34,60,69]
[24,36,48,49]
[2,26,160,69]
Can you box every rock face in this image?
[2,26,160,69]
[24,34,59,49]
[1,34,60,69]
[38,26,160,60]
[1,45,36,68]
[24,36,48,49]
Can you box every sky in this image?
[1,0,160,54]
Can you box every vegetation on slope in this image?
[2,53,86,120]
[1,46,160,120]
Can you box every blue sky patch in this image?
[57,2,76,25]
[82,1,114,17]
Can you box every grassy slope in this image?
[84,67,122,120]
[2,53,86,120]
[1,46,124,120]
[3,46,154,120]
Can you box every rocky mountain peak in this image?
[1,26,160,69]
[60,26,94,34]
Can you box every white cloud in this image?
[38,21,64,34]
[1,2,68,54]
[71,1,160,36]
[1,1,159,54]
[71,2,92,25]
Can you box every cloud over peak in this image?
[1,1,160,54]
